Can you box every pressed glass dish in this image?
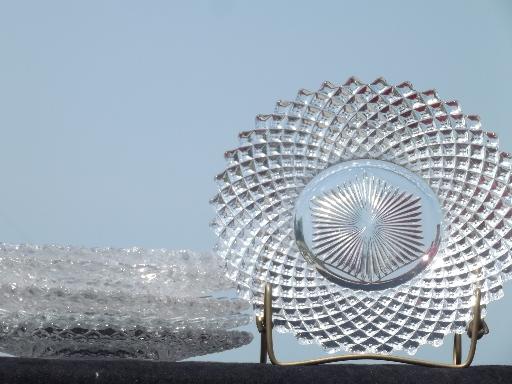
[0,244,252,360]
[211,77,512,354]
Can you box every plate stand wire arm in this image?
[256,283,487,368]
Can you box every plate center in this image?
[294,159,443,290]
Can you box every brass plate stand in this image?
[256,283,488,367]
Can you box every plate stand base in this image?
[256,283,488,367]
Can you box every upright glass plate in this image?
[211,77,512,354]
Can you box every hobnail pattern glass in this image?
[211,77,512,355]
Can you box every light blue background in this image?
[0,0,511,364]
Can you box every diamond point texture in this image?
[0,245,252,359]
[211,77,512,355]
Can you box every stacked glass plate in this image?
[0,244,252,359]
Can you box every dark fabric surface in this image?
[0,357,510,384]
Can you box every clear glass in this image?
[0,244,252,360]
[212,77,512,355]
[294,159,443,290]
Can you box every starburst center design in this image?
[311,175,425,283]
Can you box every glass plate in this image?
[211,77,512,354]
[0,244,252,360]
